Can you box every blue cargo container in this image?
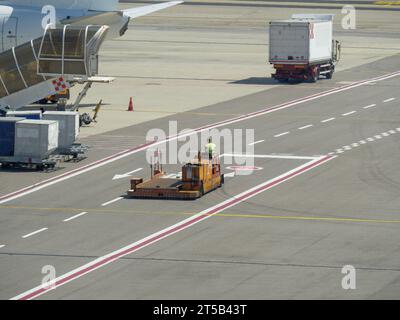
[6,111,42,120]
[0,117,23,157]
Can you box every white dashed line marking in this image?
[63,212,88,222]
[363,104,376,109]
[274,132,290,138]
[101,197,123,207]
[298,124,313,130]
[321,117,336,123]
[0,245,5,249]
[342,111,357,116]
[249,140,265,146]
[22,228,48,239]
[383,98,395,103]
[332,128,399,155]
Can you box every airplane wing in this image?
[122,1,183,19]
[62,1,183,25]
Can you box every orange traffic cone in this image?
[128,97,134,111]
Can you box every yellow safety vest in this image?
[206,143,216,154]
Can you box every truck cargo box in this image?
[43,111,80,149]
[269,19,333,65]
[14,120,58,159]
[6,111,42,120]
[0,117,24,157]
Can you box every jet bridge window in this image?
[0,50,26,97]
[15,42,45,87]
[38,25,108,77]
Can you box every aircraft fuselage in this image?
[0,4,128,53]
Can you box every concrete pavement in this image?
[1,0,400,300]
[1,53,400,299]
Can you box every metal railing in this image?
[0,25,109,100]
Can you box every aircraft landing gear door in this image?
[2,17,18,52]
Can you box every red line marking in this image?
[1,70,399,204]
[16,155,333,300]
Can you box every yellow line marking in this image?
[2,205,400,225]
[212,213,400,224]
[374,1,400,5]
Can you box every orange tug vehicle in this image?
[127,152,224,200]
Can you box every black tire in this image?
[326,69,334,79]
[309,67,320,83]
[200,182,205,196]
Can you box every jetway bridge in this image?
[0,24,109,114]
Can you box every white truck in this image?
[269,14,341,82]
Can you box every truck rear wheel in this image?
[309,67,320,83]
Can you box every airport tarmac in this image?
[1,0,400,300]
[68,0,400,137]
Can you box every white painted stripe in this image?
[351,143,359,147]
[359,140,367,144]
[223,154,319,160]
[101,197,123,207]
[367,138,375,142]
[363,104,376,109]
[11,155,335,300]
[374,135,382,139]
[274,132,290,138]
[342,111,357,116]
[382,132,390,137]
[396,128,400,132]
[22,228,48,239]
[63,212,88,222]
[298,124,313,130]
[321,117,336,123]
[162,174,178,179]
[383,98,395,103]
[0,245,5,249]
[336,150,344,154]
[343,146,352,150]
[389,130,397,134]
[248,140,265,146]
[1,70,400,206]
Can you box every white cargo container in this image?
[269,20,332,64]
[14,120,59,159]
[6,110,42,120]
[43,111,80,149]
[269,14,340,82]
